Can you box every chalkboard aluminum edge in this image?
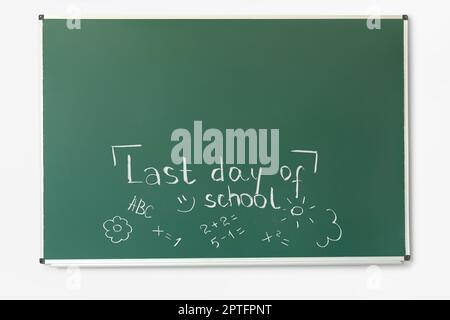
[38,15,405,20]
[42,257,406,267]
[404,17,411,260]
[39,14,44,265]
[39,15,411,266]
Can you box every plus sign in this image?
[211,222,218,228]
[152,226,164,237]
[262,232,273,243]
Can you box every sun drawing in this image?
[281,196,316,229]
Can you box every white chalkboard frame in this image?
[39,15,411,267]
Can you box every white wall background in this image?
[0,0,448,299]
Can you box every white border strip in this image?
[40,15,404,20]
[404,18,411,257]
[44,257,405,267]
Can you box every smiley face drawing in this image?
[176,194,196,213]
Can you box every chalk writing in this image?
[152,225,182,247]
[314,208,343,248]
[262,230,290,247]
[128,195,154,218]
[109,127,344,252]
[200,214,246,248]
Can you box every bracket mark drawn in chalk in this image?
[111,144,142,167]
[291,149,319,173]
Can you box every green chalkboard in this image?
[41,17,409,265]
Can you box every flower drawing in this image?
[103,216,133,244]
